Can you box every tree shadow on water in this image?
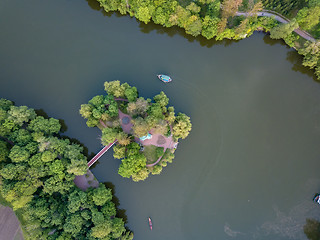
[263,34,318,82]
[35,109,68,132]
[35,109,49,119]
[85,0,122,17]
[84,0,235,48]
[137,20,236,48]
[286,50,318,82]
[304,218,320,240]
[263,33,287,47]
[103,182,129,225]
[86,0,101,11]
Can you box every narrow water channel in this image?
[1,0,320,239]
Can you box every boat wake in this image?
[224,223,246,237]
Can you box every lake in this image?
[1,0,320,239]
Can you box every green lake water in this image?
[1,0,320,239]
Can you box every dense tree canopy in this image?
[0,99,132,240]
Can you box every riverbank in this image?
[96,0,320,80]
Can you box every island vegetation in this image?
[96,0,320,80]
[0,98,133,240]
[80,80,192,182]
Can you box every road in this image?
[236,10,316,42]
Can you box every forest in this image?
[0,98,133,240]
[96,0,320,80]
[80,80,192,182]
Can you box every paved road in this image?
[236,11,316,42]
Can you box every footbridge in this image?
[87,140,117,167]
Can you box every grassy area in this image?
[143,145,158,164]
[0,190,11,207]
[143,145,164,164]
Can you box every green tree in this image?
[101,127,119,145]
[153,91,169,108]
[28,116,61,135]
[118,153,147,179]
[101,201,117,218]
[185,16,203,36]
[0,140,8,162]
[113,144,126,159]
[90,220,112,238]
[202,16,219,39]
[151,165,163,175]
[270,19,299,39]
[173,113,192,139]
[90,184,113,206]
[7,106,36,126]
[79,104,93,119]
[186,2,201,14]
[9,145,30,163]
[136,7,152,24]
[125,86,138,102]
[298,41,320,68]
[117,131,131,146]
[68,188,88,213]
[296,6,320,30]
[127,97,148,116]
[8,129,32,146]
[0,98,13,111]
[165,106,176,125]
[104,80,126,98]
[132,117,150,137]
[132,168,149,182]
[67,158,87,176]
[111,218,126,238]
[63,213,84,236]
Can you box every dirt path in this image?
[0,205,24,240]
[236,10,316,42]
[73,170,99,191]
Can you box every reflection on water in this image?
[85,0,234,48]
[304,219,320,240]
[286,50,318,81]
[103,181,129,225]
[263,33,287,47]
[86,0,101,11]
[263,34,318,82]
[224,223,246,237]
[137,20,236,48]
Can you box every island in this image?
[80,80,192,181]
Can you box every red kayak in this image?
[148,217,152,230]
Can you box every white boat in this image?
[157,74,172,83]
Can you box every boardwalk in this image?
[87,140,117,167]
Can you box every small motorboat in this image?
[157,74,172,83]
[314,194,320,204]
[148,217,152,230]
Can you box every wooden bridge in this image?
[87,140,117,167]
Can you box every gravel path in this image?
[74,170,99,191]
[0,205,23,240]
